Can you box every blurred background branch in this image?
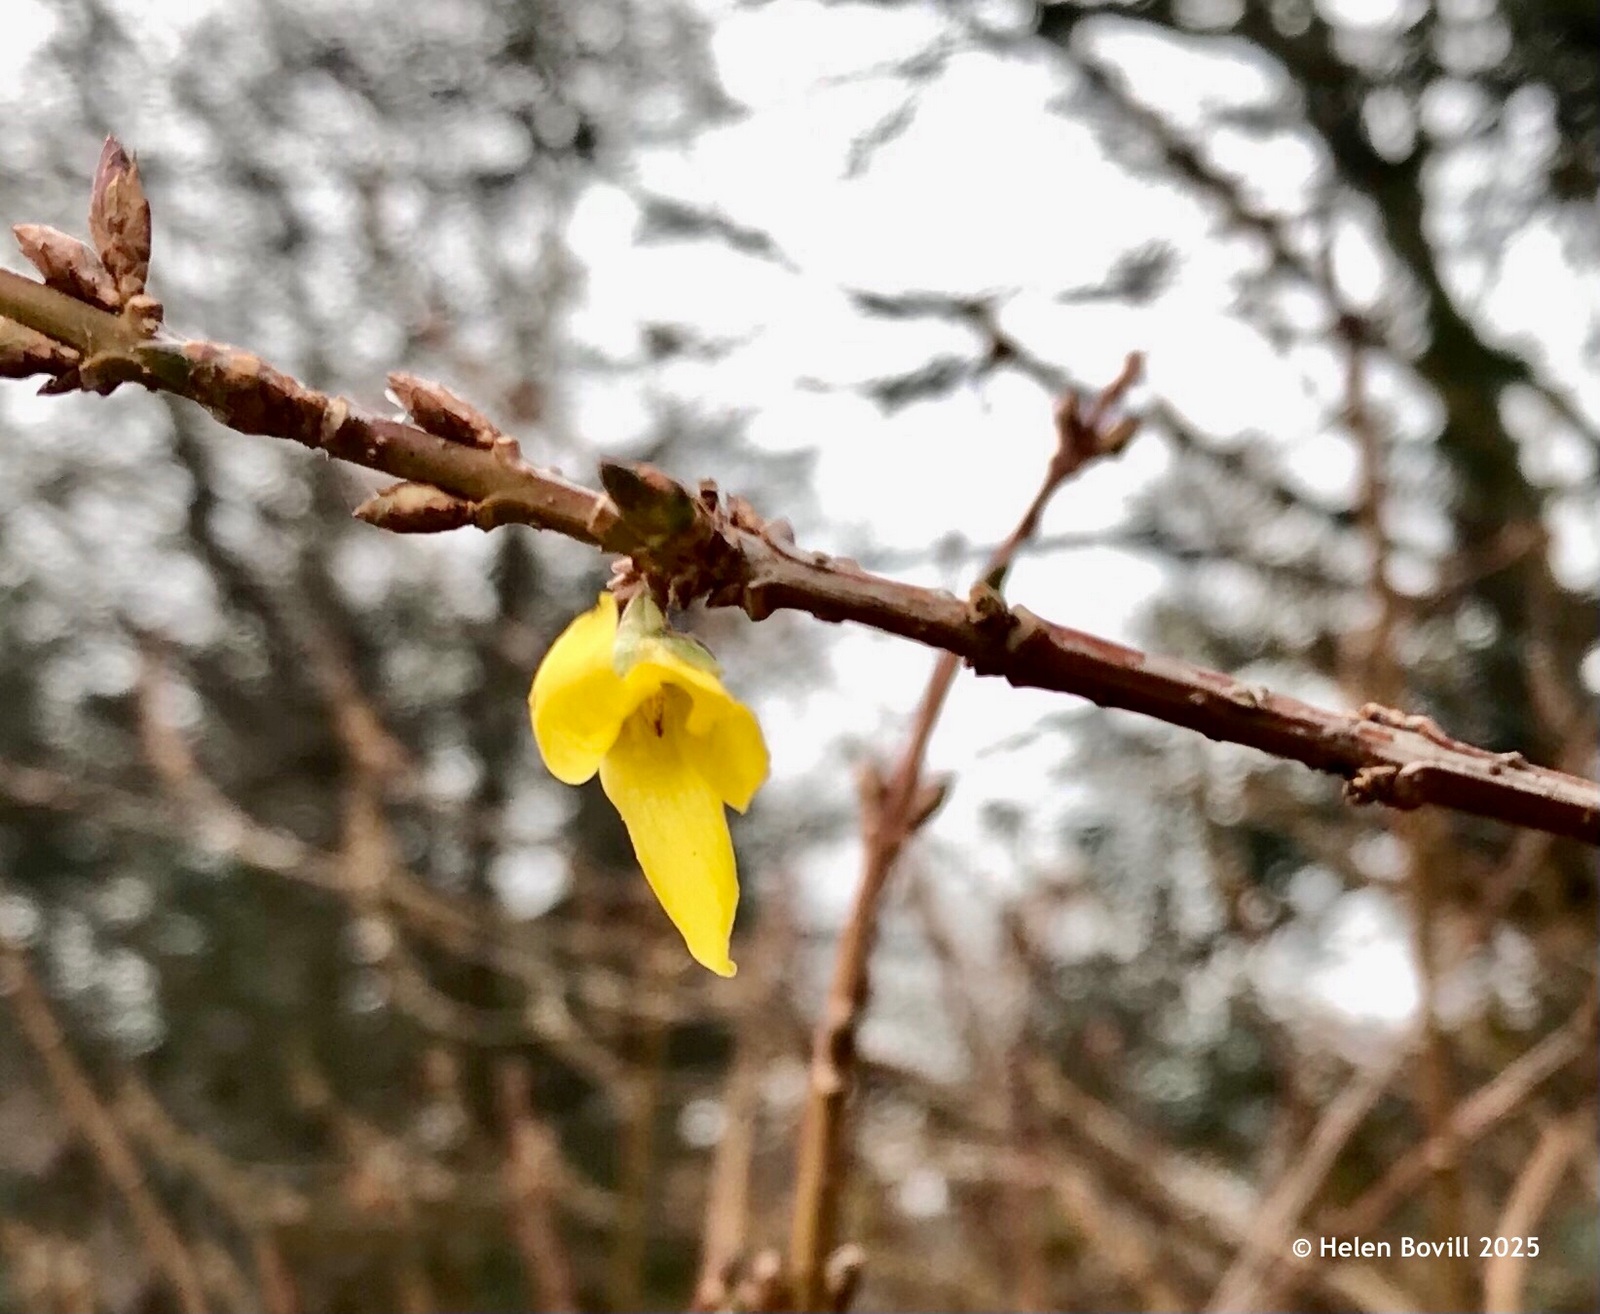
[1,2,1595,1311]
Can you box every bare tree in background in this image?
[1,2,1596,1312]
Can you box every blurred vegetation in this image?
[1,1,1595,1311]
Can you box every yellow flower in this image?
[529,592,768,976]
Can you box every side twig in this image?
[1340,313,1470,1312]
[1206,1035,1415,1313]
[787,361,1145,1307]
[1021,1058,1416,1314]
[0,142,1593,842]
[1482,1110,1590,1314]
[0,941,209,1314]
[1325,993,1598,1236]
[496,1059,578,1313]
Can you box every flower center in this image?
[636,686,692,741]
[644,690,666,738]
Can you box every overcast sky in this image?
[6,0,1596,1034]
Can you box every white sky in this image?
[557,0,1592,1033]
[0,2,54,77]
[5,0,1589,1039]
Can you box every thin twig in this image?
[1,173,1594,841]
[691,889,794,1311]
[1340,314,1472,1311]
[496,1059,579,1313]
[786,362,1145,1306]
[115,1075,304,1314]
[611,951,670,1311]
[1482,1109,1590,1314]
[1206,1035,1414,1312]
[1022,1058,1417,1314]
[1326,993,1598,1236]
[0,942,209,1314]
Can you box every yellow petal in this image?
[599,695,739,977]
[623,655,769,812]
[683,699,768,813]
[530,593,633,784]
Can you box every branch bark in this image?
[787,364,1144,1307]
[0,942,209,1314]
[1482,1109,1590,1314]
[496,1059,578,1313]
[1324,992,1599,1237]
[2,152,1596,844]
[1206,1036,1414,1313]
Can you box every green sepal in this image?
[614,594,721,677]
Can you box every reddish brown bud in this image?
[1098,414,1140,455]
[1094,350,1144,416]
[600,460,698,543]
[353,481,477,533]
[387,372,502,449]
[908,777,950,830]
[88,137,151,302]
[13,224,120,310]
[122,292,165,337]
[38,367,86,395]
[1053,390,1085,456]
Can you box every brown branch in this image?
[0,942,209,1314]
[0,1219,91,1314]
[0,1218,100,1314]
[115,1073,310,1226]
[987,962,1198,1310]
[1206,1035,1414,1313]
[1340,313,1472,1312]
[130,630,624,1065]
[787,365,1145,1307]
[0,752,638,1084]
[281,1057,442,1313]
[1022,1058,1417,1314]
[114,1075,304,1314]
[496,1059,578,1313]
[690,1046,763,1312]
[691,889,794,1312]
[610,952,670,1312]
[2,152,1596,845]
[1325,993,1598,1236]
[1045,1151,1192,1311]
[195,1238,257,1314]
[253,1233,302,1314]
[1482,1109,1591,1314]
